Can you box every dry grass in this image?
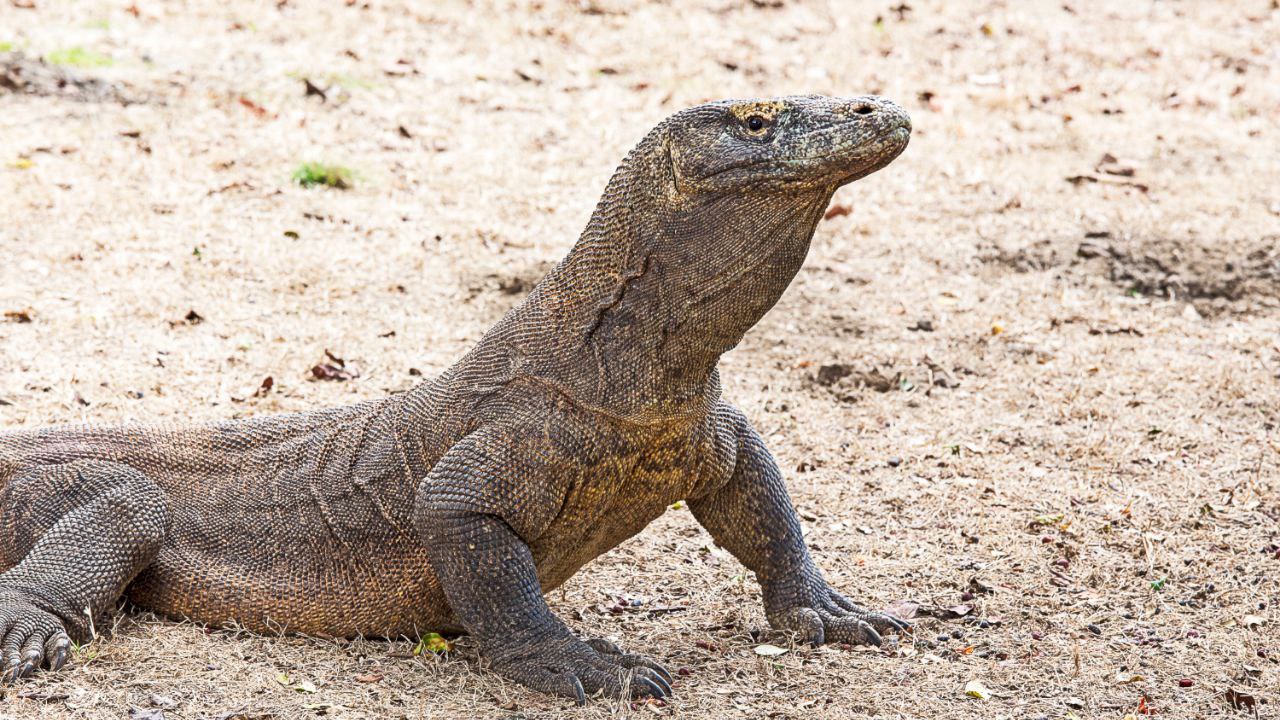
[1,0,1278,718]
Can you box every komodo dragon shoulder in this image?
[0,94,911,703]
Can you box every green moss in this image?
[46,47,113,68]
[292,162,354,190]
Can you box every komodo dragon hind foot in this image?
[0,460,169,684]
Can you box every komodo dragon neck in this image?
[458,118,840,423]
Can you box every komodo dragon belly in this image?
[125,532,456,638]
[528,457,708,594]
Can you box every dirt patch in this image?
[983,234,1280,315]
[0,51,132,104]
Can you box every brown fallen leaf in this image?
[311,350,358,381]
[253,376,274,397]
[4,309,33,323]
[238,96,269,118]
[302,77,327,102]
[1223,688,1256,711]
[823,204,852,220]
[917,603,972,620]
[312,364,355,381]
[884,599,920,620]
[353,673,383,684]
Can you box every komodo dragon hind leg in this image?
[0,460,168,683]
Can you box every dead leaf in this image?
[414,632,452,654]
[1224,688,1256,711]
[963,679,990,699]
[311,363,356,381]
[238,96,269,118]
[302,78,327,102]
[172,309,204,326]
[3,309,33,323]
[311,349,358,381]
[823,204,852,220]
[916,603,972,620]
[253,376,274,397]
[884,600,919,620]
[754,644,789,657]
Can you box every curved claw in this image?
[881,613,913,634]
[567,673,587,706]
[634,675,667,699]
[619,653,674,686]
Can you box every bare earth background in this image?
[1,0,1278,718]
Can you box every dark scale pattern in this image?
[0,95,911,700]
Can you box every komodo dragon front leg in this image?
[0,460,168,683]
[689,406,910,647]
[414,426,673,704]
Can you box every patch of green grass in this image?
[46,47,114,68]
[0,41,14,53]
[292,162,354,190]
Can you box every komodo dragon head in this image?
[502,95,910,419]
[665,95,911,194]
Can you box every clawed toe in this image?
[0,596,73,685]
[494,635,673,704]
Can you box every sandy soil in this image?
[1,0,1278,718]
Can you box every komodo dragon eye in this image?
[742,114,772,137]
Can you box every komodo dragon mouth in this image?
[0,95,911,706]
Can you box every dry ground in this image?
[1,0,1278,718]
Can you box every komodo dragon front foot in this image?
[0,460,168,685]
[487,633,673,703]
[766,579,911,648]
[0,592,72,684]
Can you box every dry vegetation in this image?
[1,0,1278,718]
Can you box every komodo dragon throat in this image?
[0,95,911,702]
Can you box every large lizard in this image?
[0,94,911,703]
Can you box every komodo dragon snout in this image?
[1,94,912,706]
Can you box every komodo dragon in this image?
[0,94,912,702]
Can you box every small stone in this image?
[1041,535,1054,543]
[979,619,991,629]
[1178,678,1193,687]
[1087,624,1102,636]
[1031,631,1043,641]
[937,634,950,642]
[888,456,903,467]
[951,629,964,639]
[961,591,974,601]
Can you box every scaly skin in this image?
[0,95,911,702]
